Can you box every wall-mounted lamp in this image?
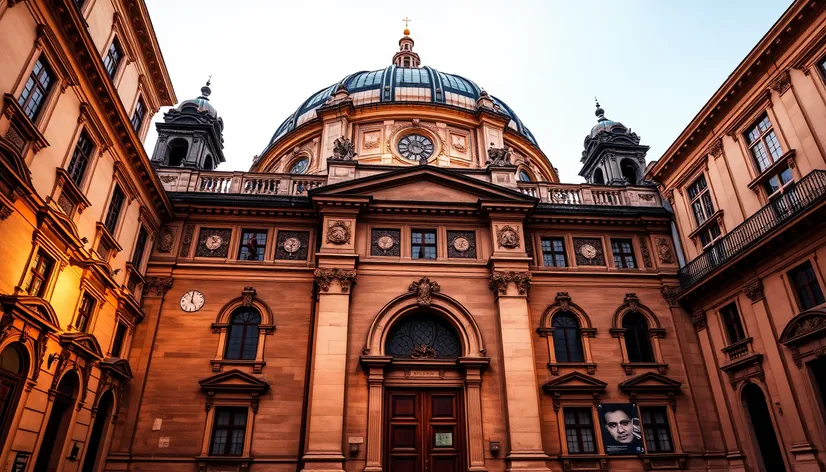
[67,442,80,460]
[47,353,58,368]
[349,443,360,455]
[489,440,500,455]
[348,436,363,456]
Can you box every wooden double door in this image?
[385,389,465,472]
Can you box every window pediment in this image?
[618,372,682,395]
[0,294,61,332]
[100,357,133,381]
[542,371,607,395]
[59,332,104,360]
[199,369,270,395]
[779,308,826,346]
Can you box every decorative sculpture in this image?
[331,137,357,160]
[486,143,513,166]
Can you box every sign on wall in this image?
[597,403,645,455]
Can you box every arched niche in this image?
[166,138,189,167]
[359,279,489,472]
[592,167,606,185]
[620,158,639,185]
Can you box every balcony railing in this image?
[155,168,662,208]
[679,170,826,289]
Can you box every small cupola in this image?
[579,99,650,186]
[392,18,421,68]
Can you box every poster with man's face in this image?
[597,403,645,455]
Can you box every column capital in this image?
[743,279,764,302]
[144,276,173,297]
[489,270,531,296]
[314,268,357,293]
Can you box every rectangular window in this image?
[745,114,783,173]
[238,229,267,261]
[563,407,596,454]
[763,165,794,199]
[104,184,125,234]
[131,226,149,271]
[611,239,636,269]
[719,303,746,344]
[131,97,145,133]
[698,221,722,249]
[411,229,437,260]
[687,174,715,226]
[210,407,247,456]
[17,56,54,121]
[541,237,567,267]
[640,406,674,453]
[24,251,55,298]
[67,131,95,187]
[103,38,122,80]
[75,293,95,332]
[789,261,826,311]
[110,323,127,357]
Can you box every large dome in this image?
[265,66,538,151]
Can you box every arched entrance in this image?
[742,383,786,472]
[0,343,28,450]
[33,371,79,472]
[81,390,114,472]
[361,284,488,472]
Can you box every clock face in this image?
[398,134,434,162]
[180,290,205,312]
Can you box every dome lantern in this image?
[393,18,421,68]
[579,99,649,186]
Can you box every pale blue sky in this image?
[144,0,792,182]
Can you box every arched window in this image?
[620,158,638,185]
[623,312,653,362]
[518,170,532,182]
[166,138,188,167]
[203,154,214,170]
[386,313,461,359]
[593,168,605,185]
[225,308,261,360]
[33,371,78,472]
[289,157,309,174]
[552,312,584,362]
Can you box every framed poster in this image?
[597,403,645,455]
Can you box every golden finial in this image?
[402,17,411,36]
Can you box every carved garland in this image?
[314,268,357,293]
[489,271,532,295]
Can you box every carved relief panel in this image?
[195,228,232,258]
[275,230,310,260]
[447,230,476,259]
[573,237,606,266]
[371,228,401,257]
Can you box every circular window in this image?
[289,157,309,174]
[397,134,434,162]
[518,170,532,182]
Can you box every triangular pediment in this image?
[542,371,608,394]
[619,372,682,394]
[312,166,536,205]
[779,308,826,346]
[100,357,134,380]
[59,332,104,360]
[199,369,270,394]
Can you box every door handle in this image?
[425,458,429,472]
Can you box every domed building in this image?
[131,27,717,472]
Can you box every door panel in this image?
[385,389,464,472]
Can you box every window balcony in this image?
[679,169,826,290]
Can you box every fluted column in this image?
[461,360,488,471]
[361,356,391,472]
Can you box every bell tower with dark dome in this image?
[150,79,225,170]
[579,100,649,185]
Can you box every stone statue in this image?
[331,137,357,160]
[486,143,513,167]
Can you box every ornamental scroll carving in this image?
[660,286,681,308]
[241,286,256,307]
[314,268,357,293]
[489,271,532,295]
[144,277,173,297]
[326,220,351,245]
[496,225,521,249]
[770,70,792,95]
[638,236,653,268]
[555,292,572,311]
[744,279,764,302]
[409,277,440,307]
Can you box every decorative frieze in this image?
[409,277,440,307]
[489,271,531,295]
[638,236,653,268]
[314,268,357,293]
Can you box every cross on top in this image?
[402,17,411,28]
